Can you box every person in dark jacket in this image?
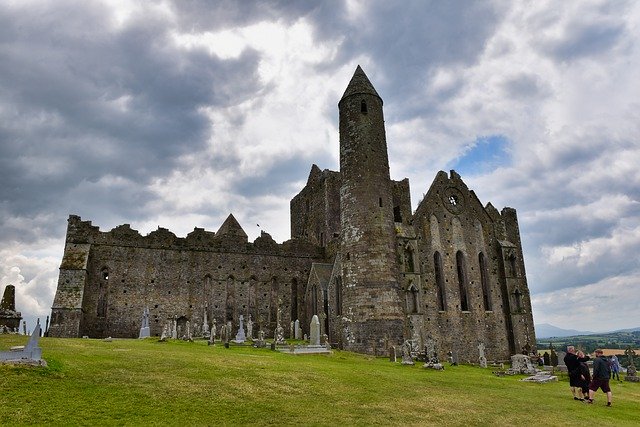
[587,349,612,406]
[563,346,590,401]
[578,359,591,399]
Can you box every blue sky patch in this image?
[450,135,511,176]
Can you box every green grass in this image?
[1,335,638,426]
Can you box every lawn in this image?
[1,335,638,426]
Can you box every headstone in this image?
[235,315,246,343]
[226,321,232,343]
[389,346,397,362]
[139,308,151,338]
[44,315,50,336]
[202,306,210,338]
[290,321,294,339]
[554,351,564,367]
[220,323,227,343]
[310,315,320,346]
[508,354,537,375]
[274,324,286,345]
[294,319,301,339]
[304,333,308,341]
[211,319,217,340]
[318,312,326,335]
[171,316,177,339]
[246,315,253,340]
[321,334,329,345]
[185,320,192,341]
[543,351,550,366]
[478,342,487,368]
[424,337,436,363]
[625,347,639,382]
[401,341,414,365]
[254,330,266,348]
[160,323,169,341]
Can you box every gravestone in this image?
[624,347,639,382]
[508,354,537,375]
[202,307,210,338]
[211,319,217,341]
[478,342,487,368]
[401,341,414,365]
[290,321,294,339]
[234,315,246,343]
[389,346,397,362]
[160,323,169,341]
[139,308,150,338]
[274,324,286,345]
[294,319,301,339]
[171,316,177,339]
[543,352,550,366]
[424,337,436,363]
[226,321,232,343]
[310,315,321,346]
[254,330,266,348]
[246,315,253,340]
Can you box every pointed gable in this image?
[340,65,382,104]
[216,214,248,240]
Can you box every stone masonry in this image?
[49,66,536,360]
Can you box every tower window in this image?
[379,197,383,207]
[361,100,368,114]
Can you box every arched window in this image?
[479,253,492,311]
[226,276,235,321]
[311,285,318,316]
[456,251,469,311]
[434,252,446,311]
[514,289,523,312]
[404,245,415,273]
[509,253,517,277]
[361,100,368,113]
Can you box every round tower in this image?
[339,66,404,353]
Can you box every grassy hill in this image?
[1,335,639,426]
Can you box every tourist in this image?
[578,356,591,400]
[563,345,590,401]
[610,355,621,381]
[587,349,612,406]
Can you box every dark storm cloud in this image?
[324,1,504,120]
[0,1,263,239]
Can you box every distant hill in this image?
[535,323,595,338]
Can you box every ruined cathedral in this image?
[49,66,536,361]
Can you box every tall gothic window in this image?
[456,251,469,311]
[509,253,517,277]
[407,283,419,314]
[434,252,446,311]
[290,278,298,322]
[479,253,492,311]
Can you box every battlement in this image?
[64,215,323,258]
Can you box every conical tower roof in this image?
[216,214,248,239]
[340,65,382,104]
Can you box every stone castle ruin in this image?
[49,66,536,360]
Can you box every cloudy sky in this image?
[2,0,639,334]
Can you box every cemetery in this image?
[1,313,639,425]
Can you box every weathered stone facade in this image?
[50,66,535,360]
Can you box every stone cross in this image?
[389,346,397,362]
[185,320,192,341]
[235,315,246,343]
[401,341,414,365]
[139,307,150,338]
[310,315,320,346]
[211,319,217,340]
[290,321,294,339]
[202,306,210,337]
